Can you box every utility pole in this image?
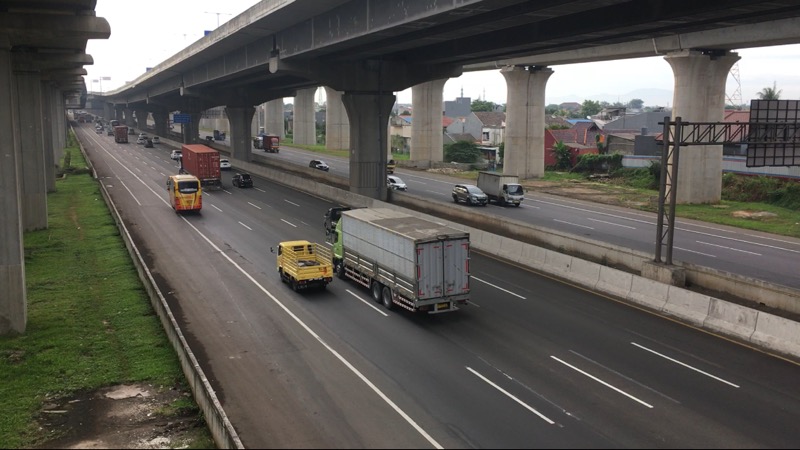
[203,11,232,28]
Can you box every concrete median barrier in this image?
[704,299,757,340]
[662,287,712,327]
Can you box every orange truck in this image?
[113,125,129,143]
[180,144,221,188]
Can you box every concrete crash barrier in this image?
[563,257,601,289]
[704,299,758,340]
[595,266,634,300]
[662,287,712,327]
[627,276,670,312]
[750,312,800,358]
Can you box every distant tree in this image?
[757,82,782,100]
[400,110,411,116]
[546,124,570,130]
[600,101,611,108]
[610,101,625,108]
[627,98,644,109]
[580,99,602,118]
[444,141,482,163]
[471,99,497,112]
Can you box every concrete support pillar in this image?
[501,66,552,179]
[115,107,124,123]
[104,103,113,121]
[325,87,350,150]
[341,92,395,200]
[15,69,48,231]
[41,84,56,193]
[294,87,316,145]
[266,99,284,138]
[0,36,27,335]
[153,111,168,137]
[123,108,135,127]
[135,108,149,130]
[226,106,255,161]
[665,50,740,204]
[56,93,66,151]
[410,78,447,167]
[185,111,201,144]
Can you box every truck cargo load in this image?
[253,134,280,153]
[113,125,128,143]
[180,144,221,188]
[274,240,333,291]
[330,208,470,313]
[476,171,524,206]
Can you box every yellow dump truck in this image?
[274,240,333,291]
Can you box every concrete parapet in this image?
[704,299,757,339]
[564,257,601,289]
[628,277,670,312]
[662,286,712,327]
[750,312,800,358]
[596,267,633,300]
[544,251,573,276]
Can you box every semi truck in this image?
[180,144,221,189]
[328,208,470,313]
[273,240,334,291]
[253,134,280,153]
[476,171,524,206]
[113,125,129,143]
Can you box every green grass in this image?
[0,146,212,448]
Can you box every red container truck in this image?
[180,144,221,188]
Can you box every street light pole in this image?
[203,11,232,28]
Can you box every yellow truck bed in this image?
[276,240,333,291]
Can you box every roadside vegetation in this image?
[0,136,213,448]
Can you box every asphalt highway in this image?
[75,124,800,448]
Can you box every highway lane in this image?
[255,144,800,290]
[76,124,800,448]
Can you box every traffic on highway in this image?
[75,123,800,448]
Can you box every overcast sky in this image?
[85,0,800,108]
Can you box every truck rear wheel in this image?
[382,286,394,310]
[335,261,346,279]
[371,281,382,303]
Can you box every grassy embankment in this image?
[0,136,213,448]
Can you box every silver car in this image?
[387,175,407,191]
[452,184,488,206]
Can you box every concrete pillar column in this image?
[153,111,168,137]
[0,35,27,335]
[135,108,148,130]
[411,78,447,167]
[115,107,124,123]
[104,103,113,121]
[185,111,201,144]
[225,106,255,161]
[665,49,740,204]
[325,87,350,150]
[41,84,56,193]
[123,108,135,127]
[15,69,48,231]
[266,99,284,138]
[56,92,67,151]
[501,66,552,179]
[341,92,396,200]
[294,87,316,145]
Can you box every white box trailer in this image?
[332,208,470,313]
[477,171,524,206]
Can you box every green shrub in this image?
[550,141,572,170]
[444,141,482,163]
[573,153,623,173]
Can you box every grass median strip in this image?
[0,145,213,448]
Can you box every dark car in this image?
[232,172,253,188]
[144,138,154,148]
[106,129,114,136]
[309,159,329,171]
[452,184,488,206]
